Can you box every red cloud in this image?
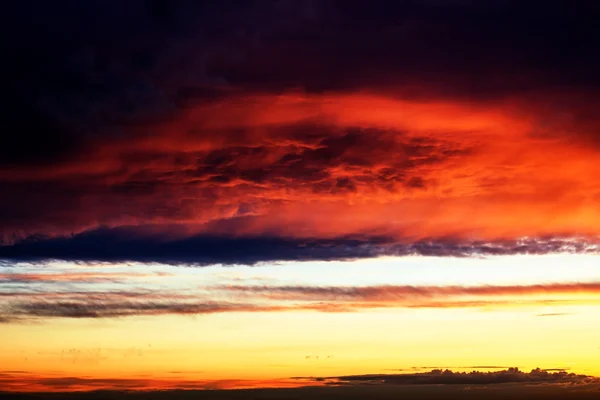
[3,92,600,251]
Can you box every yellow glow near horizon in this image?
[2,305,600,383]
[2,255,600,391]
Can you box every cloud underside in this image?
[1,230,599,264]
[2,280,600,322]
[2,1,600,262]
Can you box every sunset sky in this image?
[2,0,600,395]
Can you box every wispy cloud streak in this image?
[2,273,600,322]
[224,282,600,300]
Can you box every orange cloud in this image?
[2,90,600,256]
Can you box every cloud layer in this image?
[2,261,599,322]
[3,1,600,262]
[1,229,599,265]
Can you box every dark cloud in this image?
[203,1,600,96]
[0,123,467,242]
[0,287,292,321]
[0,296,370,321]
[0,97,84,168]
[4,0,600,122]
[324,368,595,386]
[1,229,598,264]
[0,228,385,264]
[6,300,278,319]
[192,127,464,191]
[6,0,599,104]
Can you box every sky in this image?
[2,0,600,395]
